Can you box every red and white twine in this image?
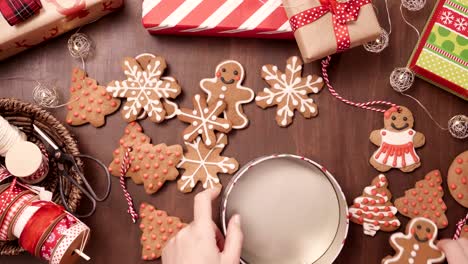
[120,148,138,223]
[321,56,396,113]
[453,212,468,240]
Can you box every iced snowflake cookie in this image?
[139,203,187,260]
[255,56,324,127]
[177,133,239,193]
[108,122,183,194]
[176,94,232,148]
[394,170,448,229]
[349,174,400,236]
[107,53,181,123]
[66,68,120,127]
[382,217,445,264]
[447,150,468,208]
[370,106,425,173]
[200,60,254,129]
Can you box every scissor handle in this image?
[59,172,97,218]
[72,154,112,202]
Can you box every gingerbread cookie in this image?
[370,106,425,173]
[382,217,445,264]
[107,54,182,123]
[177,133,238,193]
[255,56,323,127]
[108,122,183,194]
[460,224,468,239]
[66,68,120,127]
[395,170,448,229]
[200,60,254,129]
[447,150,468,208]
[349,174,400,236]
[176,94,232,148]
[139,203,187,260]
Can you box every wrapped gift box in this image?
[142,0,294,39]
[408,0,467,100]
[283,0,381,63]
[0,0,123,61]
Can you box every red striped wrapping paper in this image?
[142,0,294,39]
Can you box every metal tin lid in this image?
[221,155,348,264]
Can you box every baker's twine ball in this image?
[68,33,92,59]
[402,0,426,11]
[448,115,468,139]
[32,81,59,108]
[390,67,415,92]
[364,28,389,53]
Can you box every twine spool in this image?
[5,141,49,184]
[0,183,90,264]
[0,116,26,157]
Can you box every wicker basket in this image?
[0,98,83,255]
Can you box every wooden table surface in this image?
[0,0,467,263]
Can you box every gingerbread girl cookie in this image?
[447,150,468,208]
[348,174,400,236]
[382,217,445,264]
[200,60,254,129]
[370,106,425,173]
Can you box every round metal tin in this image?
[221,154,348,264]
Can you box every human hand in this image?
[438,238,468,264]
[162,188,243,264]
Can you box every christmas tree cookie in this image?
[447,150,468,208]
[394,170,448,229]
[66,68,120,127]
[348,174,400,236]
[139,203,187,260]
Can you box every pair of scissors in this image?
[33,124,111,218]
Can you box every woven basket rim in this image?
[0,98,83,256]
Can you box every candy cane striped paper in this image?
[142,0,294,39]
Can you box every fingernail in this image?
[232,214,241,225]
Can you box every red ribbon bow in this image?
[289,0,371,52]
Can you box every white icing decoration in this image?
[199,60,254,129]
[413,244,420,251]
[106,57,180,122]
[373,129,420,168]
[177,134,237,192]
[255,56,322,127]
[382,218,445,264]
[349,174,401,236]
[178,95,231,145]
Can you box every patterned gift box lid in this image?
[408,0,468,101]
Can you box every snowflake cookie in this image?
[200,60,254,129]
[176,94,232,148]
[107,53,182,123]
[177,133,239,193]
[66,68,120,127]
[255,56,324,127]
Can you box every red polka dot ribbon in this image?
[289,0,372,52]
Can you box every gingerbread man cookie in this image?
[176,94,232,148]
[447,150,468,208]
[348,174,400,236]
[66,68,120,127]
[255,56,323,127]
[200,60,254,129]
[382,217,445,264]
[370,106,425,173]
[139,203,187,260]
[394,170,448,229]
[107,54,182,123]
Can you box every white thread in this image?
[0,116,26,157]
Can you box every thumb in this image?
[222,215,243,264]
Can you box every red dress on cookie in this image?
[374,129,420,168]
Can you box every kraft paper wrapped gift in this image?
[0,0,123,61]
[283,0,381,63]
